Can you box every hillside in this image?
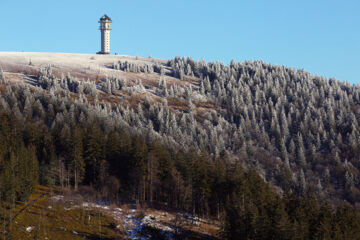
[1,52,360,204]
[1,52,360,239]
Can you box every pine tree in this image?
[84,123,105,188]
[313,202,333,239]
[299,169,307,195]
[0,68,4,82]
[71,125,84,191]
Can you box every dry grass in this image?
[0,84,7,92]
[167,97,188,111]
[196,100,216,110]
[0,186,124,240]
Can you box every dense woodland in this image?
[1,105,360,239]
[1,56,360,238]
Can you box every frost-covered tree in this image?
[0,68,4,82]
[158,77,168,97]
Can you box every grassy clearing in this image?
[0,185,221,239]
[1,186,124,240]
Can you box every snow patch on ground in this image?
[51,195,64,201]
[142,215,174,233]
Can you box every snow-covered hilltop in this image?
[0,52,167,83]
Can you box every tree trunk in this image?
[74,168,78,191]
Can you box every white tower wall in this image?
[101,30,110,54]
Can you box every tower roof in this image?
[100,14,112,22]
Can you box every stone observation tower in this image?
[98,14,112,54]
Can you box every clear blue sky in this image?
[1,0,359,83]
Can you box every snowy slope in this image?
[0,52,187,87]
